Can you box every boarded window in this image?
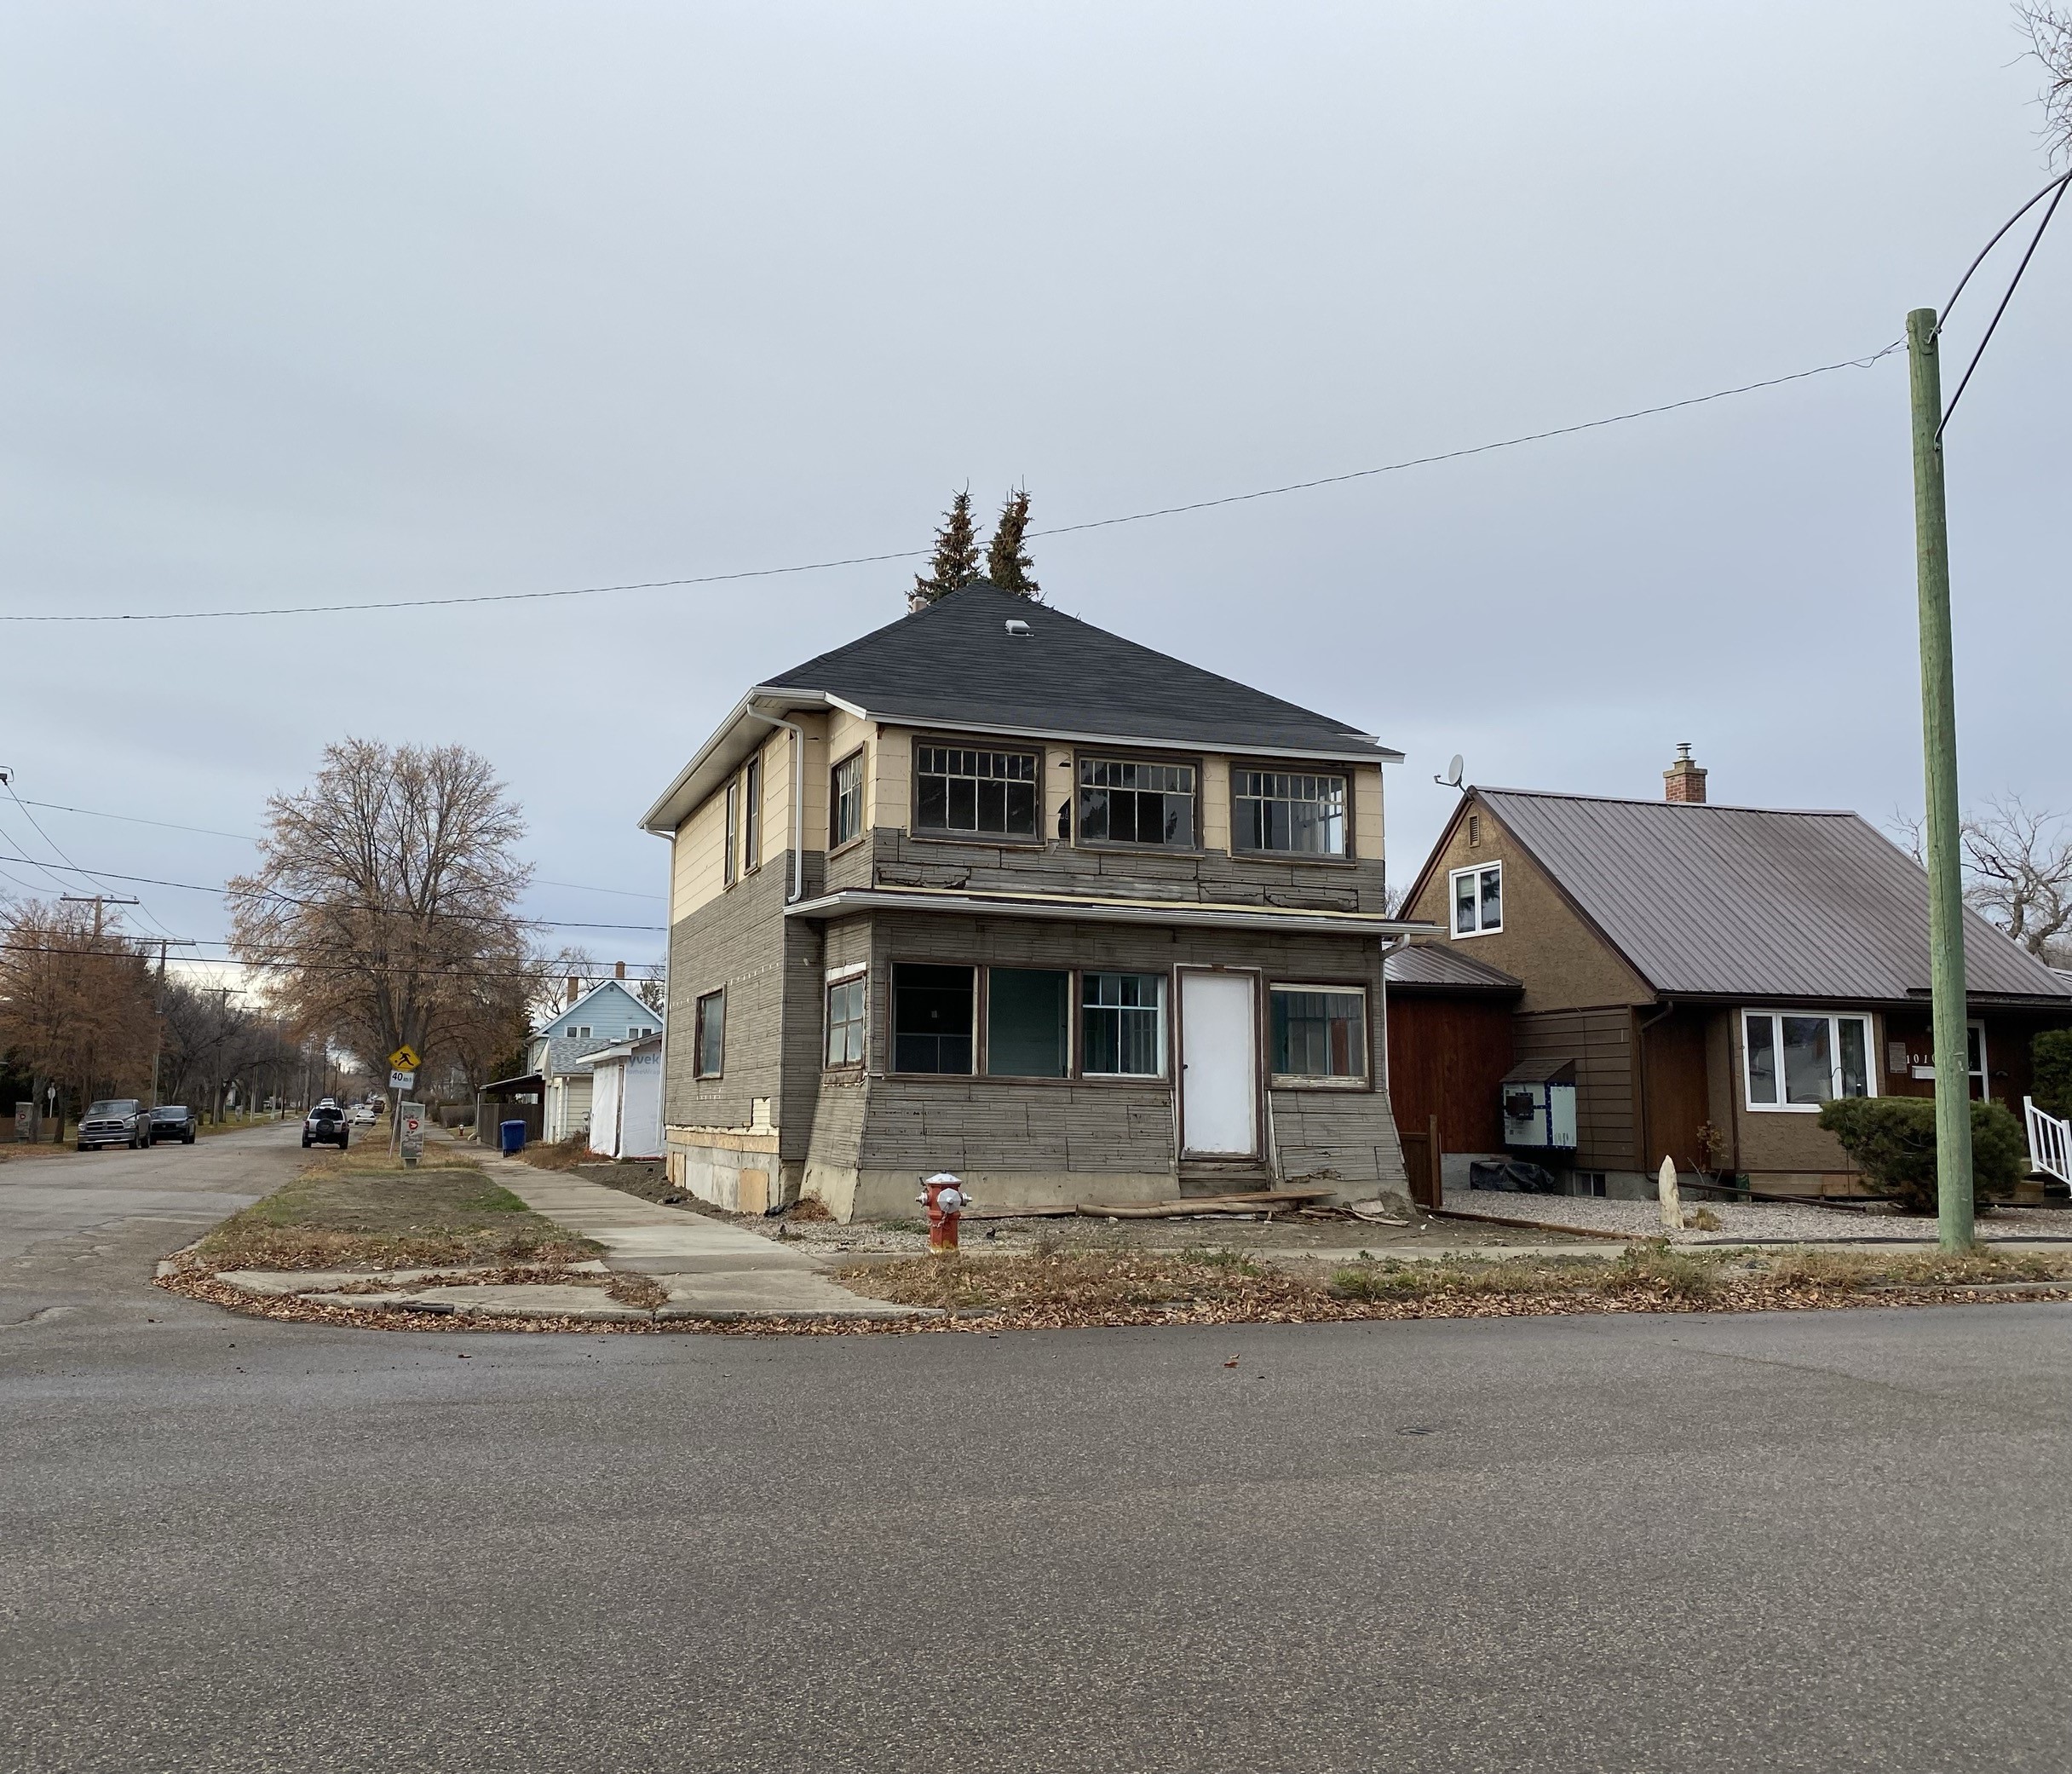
[826,976,866,1068]
[914,745,1038,838]
[986,969,1069,1077]
[694,990,725,1079]
[831,751,864,848]
[1235,769,1348,855]
[1078,757,1195,847]
[1270,988,1367,1082]
[1082,972,1165,1077]
[892,965,974,1074]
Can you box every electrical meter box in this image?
[1500,1058,1578,1150]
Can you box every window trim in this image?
[1449,861,1504,938]
[1072,749,1204,854]
[1079,969,1171,1080]
[823,973,867,1072]
[907,733,1046,847]
[723,780,740,888]
[692,988,727,1080]
[883,960,1176,1085]
[1267,981,1373,1091]
[1229,760,1355,862]
[830,746,866,854]
[1741,1009,1876,1114]
[742,755,763,874]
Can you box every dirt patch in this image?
[185,1161,601,1273]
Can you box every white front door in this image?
[1179,970,1259,1158]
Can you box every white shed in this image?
[584,1035,665,1160]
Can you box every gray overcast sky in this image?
[2,1,2065,983]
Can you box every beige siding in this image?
[1514,1007,1636,1171]
[1352,765,1384,864]
[1406,804,1651,1014]
[670,786,732,924]
[1200,756,1232,852]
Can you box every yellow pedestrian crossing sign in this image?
[388,1044,421,1073]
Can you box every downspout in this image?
[742,709,808,904]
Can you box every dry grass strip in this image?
[155,1243,2072,1337]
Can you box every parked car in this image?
[78,1099,145,1151]
[302,1105,349,1149]
[146,1104,199,1145]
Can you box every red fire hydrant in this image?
[920,1172,968,1255]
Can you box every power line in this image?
[0,845,667,931]
[0,937,651,986]
[0,343,1905,625]
[10,796,665,901]
[2,780,178,942]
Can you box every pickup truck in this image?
[78,1099,146,1151]
[147,1104,199,1145]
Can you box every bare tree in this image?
[0,900,160,1121]
[227,740,537,1089]
[1890,797,2072,965]
[1960,796,2072,963]
[2018,4,2072,162]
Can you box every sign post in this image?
[387,1047,421,1156]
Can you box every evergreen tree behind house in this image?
[909,487,1040,610]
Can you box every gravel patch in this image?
[1441,1186,2072,1244]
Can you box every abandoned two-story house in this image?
[640,581,1428,1219]
[1389,750,2072,1198]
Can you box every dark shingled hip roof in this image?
[1478,788,2072,1005]
[763,580,1397,760]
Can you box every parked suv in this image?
[302,1104,349,1149]
[147,1104,199,1145]
[78,1100,145,1151]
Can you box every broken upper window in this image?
[831,750,865,848]
[1078,757,1196,848]
[914,744,1039,839]
[1234,769,1347,856]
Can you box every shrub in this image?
[1817,1096,2027,1213]
[2032,1029,2072,1121]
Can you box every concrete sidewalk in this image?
[490,1157,919,1319]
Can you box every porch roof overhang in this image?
[783,885,1441,941]
[477,1073,545,1096]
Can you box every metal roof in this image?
[1478,788,2072,1005]
[764,581,1400,761]
[1384,942,1522,990]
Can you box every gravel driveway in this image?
[1442,1184,2072,1244]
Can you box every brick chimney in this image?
[1664,742,1707,804]
[565,976,580,1007]
[614,960,625,981]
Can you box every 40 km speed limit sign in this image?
[388,1068,416,1091]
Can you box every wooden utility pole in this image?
[1907,307,1975,1253]
[59,894,139,938]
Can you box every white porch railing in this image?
[2024,1097,2072,1187]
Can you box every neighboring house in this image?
[586,1035,665,1161]
[639,579,1425,1219]
[526,976,665,1143]
[1393,750,2072,1198]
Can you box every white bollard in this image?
[1657,1155,1682,1231]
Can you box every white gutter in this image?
[783,886,1441,939]
[741,710,808,904]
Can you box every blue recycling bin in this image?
[499,1119,527,1156]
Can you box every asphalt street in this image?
[4,1134,2071,1773]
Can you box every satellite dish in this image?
[1435,753,1465,789]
